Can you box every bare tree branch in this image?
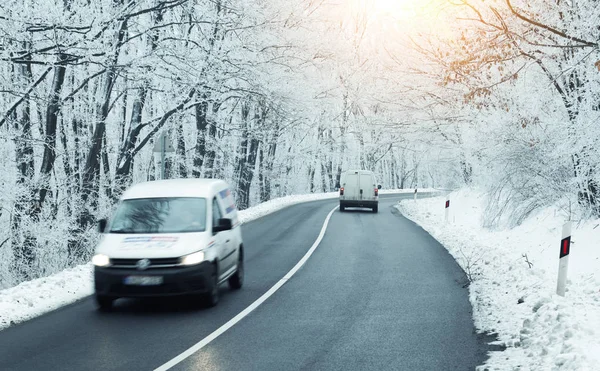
[505,0,598,48]
[0,66,52,129]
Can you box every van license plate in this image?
[124,276,163,286]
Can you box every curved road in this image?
[0,194,490,370]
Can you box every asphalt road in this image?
[0,194,490,370]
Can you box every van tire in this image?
[96,295,114,311]
[373,206,378,213]
[229,248,244,290]
[339,203,345,212]
[204,263,220,307]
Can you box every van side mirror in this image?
[377,185,382,190]
[98,219,107,233]
[213,218,232,233]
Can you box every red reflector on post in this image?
[560,236,571,258]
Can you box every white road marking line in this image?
[154,205,338,371]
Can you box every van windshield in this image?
[109,197,207,234]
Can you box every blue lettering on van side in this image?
[219,189,236,214]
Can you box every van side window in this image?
[212,198,222,227]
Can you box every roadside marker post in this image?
[414,188,417,201]
[556,221,572,297]
[444,198,450,223]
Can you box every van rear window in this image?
[109,197,207,234]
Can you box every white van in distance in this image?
[92,179,244,310]
[338,170,381,213]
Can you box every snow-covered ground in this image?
[396,189,600,371]
[0,263,93,330]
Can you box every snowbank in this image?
[0,191,337,331]
[379,187,439,195]
[0,264,93,329]
[238,192,337,223]
[396,189,600,371]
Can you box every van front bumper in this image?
[94,262,212,298]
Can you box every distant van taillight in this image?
[374,188,378,196]
[340,187,344,196]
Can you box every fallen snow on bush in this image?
[396,189,600,371]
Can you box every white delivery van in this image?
[338,170,381,213]
[92,179,243,310]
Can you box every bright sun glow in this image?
[347,0,440,21]
[321,0,454,61]
[330,0,451,40]
[372,0,418,19]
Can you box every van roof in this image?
[121,179,228,200]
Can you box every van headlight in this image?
[92,254,111,267]
[180,251,205,266]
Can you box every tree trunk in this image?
[244,136,259,206]
[11,48,37,281]
[234,102,250,207]
[326,128,334,191]
[72,118,82,188]
[59,116,73,215]
[81,74,115,212]
[203,103,219,178]
[176,122,187,177]
[258,144,266,201]
[235,101,255,209]
[37,53,67,210]
[115,87,147,190]
[192,99,209,177]
[258,109,277,202]
[308,164,316,193]
[357,131,365,169]
[336,93,348,187]
[316,124,327,193]
[101,131,112,199]
[390,150,397,189]
[80,18,128,230]
[120,75,128,146]
[399,153,407,189]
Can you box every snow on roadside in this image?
[237,192,337,223]
[0,264,93,330]
[396,189,600,371]
[0,191,340,331]
[379,187,438,195]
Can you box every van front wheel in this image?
[96,295,114,311]
[372,205,378,213]
[204,264,220,307]
[339,203,345,212]
[228,249,244,290]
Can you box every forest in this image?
[1,0,598,288]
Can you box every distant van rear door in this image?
[360,172,375,200]
[344,171,360,199]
